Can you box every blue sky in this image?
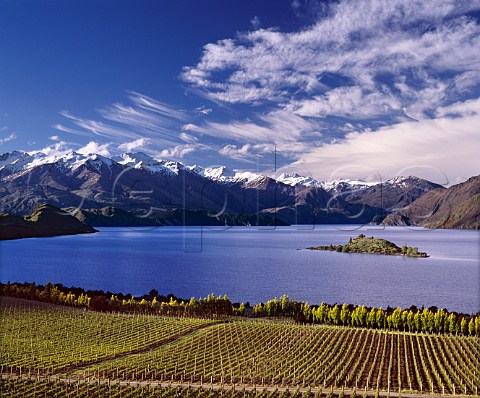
[1,0,479,184]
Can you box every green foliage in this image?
[2,282,478,337]
[309,235,428,257]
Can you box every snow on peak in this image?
[186,164,203,174]
[202,166,235,180]
[0,148,431,191]
[0,150,35,174]
[276,173,322,188]
[320,179,380,192]
[188,164,263,184]
[113,152,155,166]
[386,175,416,185]
[113,152,182,175]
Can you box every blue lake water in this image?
[1,226,479,313]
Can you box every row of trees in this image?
[0,282,235,317]
[1,282,478,335]
[252,295,480,336]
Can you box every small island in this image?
[306,234,429,257]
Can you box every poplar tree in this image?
[375,307,385,329]
[340,304,350,326]
[448,313,457,334]
[460,317,468,335]
[468,318,475,336]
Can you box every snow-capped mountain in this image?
[112,152,183,175]
[189,165,264,185]
[275,173,323,188]
[275,173,383,193]
[0,149,444,224]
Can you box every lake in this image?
[1,226,479,313]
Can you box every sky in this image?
[1,0,479,184]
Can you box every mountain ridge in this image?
[1,149,474,228]
[383,175,480,229]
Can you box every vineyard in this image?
[1,297,479,397]
[0,378,385,398]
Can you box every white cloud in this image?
[293,111,480,184]
[118,138,150,152]
[435,97,480,118]
[158,144,207,159]
[179,132,198,143]
[49,135,60,141]
[250,16,261,29]
[219,144,253,160]
[52,123,94,137]
[287,86,402,118]
[182,123,200,132]
[0,132,17,145]
[182,0,480,121]
[189,109,322,144]
[31,141,70,157]
[195,106,212,115]
[78,141,111,157]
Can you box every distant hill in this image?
[383,175,480,229]
[64,206,159,227]
[340,176,445,212]
[0,204,97,240]
[66,206,287,227]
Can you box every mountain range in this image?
[0,150,477,228]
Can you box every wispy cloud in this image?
[40,1,479,183]
[195,106,212,115]
[250,16,261,29]
[55,92,192,153]
[0,132,17,145]
[49,135,60,141]
[185,109,322,144]
[182,0,480,123]
[176,0,480,180]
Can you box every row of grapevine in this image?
[2,297,479,396]
[0,297,215,373]
[83,321,479,395]
[0,377,399,398]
